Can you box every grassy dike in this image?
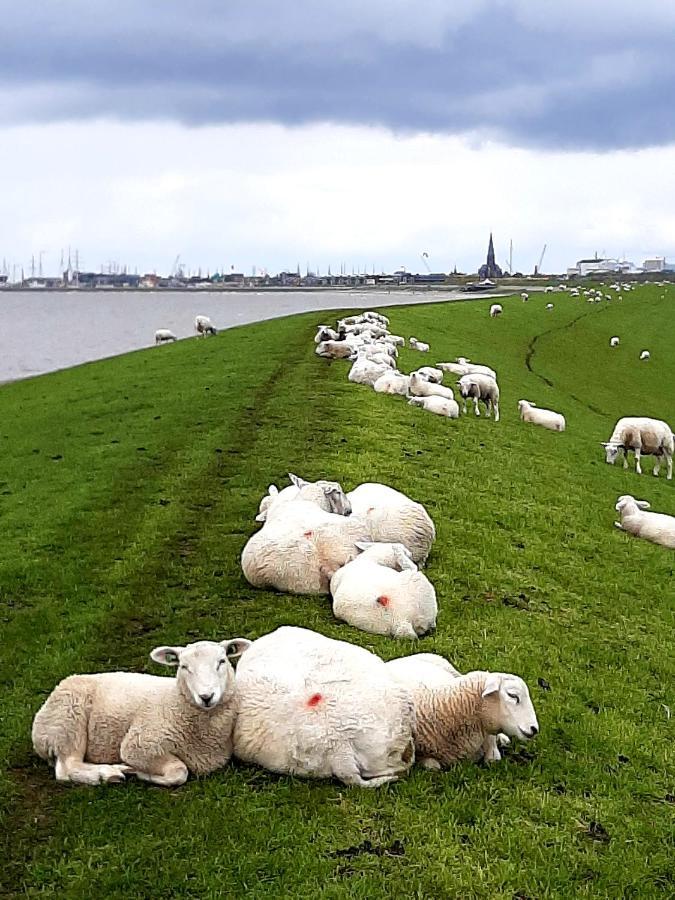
[0,288,673,898]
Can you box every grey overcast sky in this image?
[1,0,674,275]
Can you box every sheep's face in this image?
[151,639,251,710]
[601,442,621,464]
[615,495,649,514]
[482,674,539,741]
[317,481,352,516]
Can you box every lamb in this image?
[155,329,177,344]
[610,337,620,347]
[32,637,251,786]
[408,396,460,418]
[458,373,500,421]
[409,372,454,401]
[373,371,410,396]
[640,350,650,360]
[195,315,217,336]
[413,366,444,383]
[385,654,539,769]
[409,337,430,352]
[233,626,416,788]
[518,400,566,432]
[489,304,503,317]
[315,340,354,360]
[330,542,437,639]
[255,473,351,523]
[601,416,674,479]
[614,495,675,550]
[348,356,392,387]
[346,482,436,565]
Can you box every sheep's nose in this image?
[200,692,214,707]
[529,725,539,737]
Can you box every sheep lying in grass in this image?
[602,416,674,480]
[155,329,177,344]
[409,337,430,352]
[518,400,566,432]
[408,396,459,419]
[255,473,351,523]
[409,372,454,401]
[414,366,444,383]
[458,373,500,421]
[195,315,217,336]
[348,356,393,387]
[32,638,251,786]
[233,627,416,788]
[346,482,436,565]
[315,325,339,343]
[437,360,497,380]
[373,371,410,396]
[315,340,354,360]
[331,542,437,639]
[386,654,539,768]
[489,304,502,317]
[614,495,675,549]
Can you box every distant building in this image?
[569,257,636,277]
[642,257,675,272]
[478,233,503,279]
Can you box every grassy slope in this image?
[0,287,673,899]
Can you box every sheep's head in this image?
[480,673,539,741]
[615,495,650,514]
[601,441,621,464]
[354,541,417,571]
[289,473,352,516]
[517,400,532,412]
[151,638,252,710]
[408,397,425,407]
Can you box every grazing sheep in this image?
[545,286,555,294]
[195,315,217,336]
[640,350,650,360]
[409,337,430,352]
[386,654,539,769]
[546,303,554,310]
[409,372,454,401]
[458,373,500,422]
[408,396,460,418]
[233,627,416,787]
[32,638,251,786]
[315,340,354,360]
[614,495,675,550]
[373,371,410,396]
[155,329,177,344]
[610,337,620,347]
[256,473,351,523]
[602,416,674,480]
[414,366,444,384]
[331,542,437,639]
[489,304,503,317]
[518,400,566,432]
[346,483,436,565]
[521,292,529,302]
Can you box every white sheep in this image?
[640,350,650,360]
[546,303,554,310]
[255,473,351,523]
[521,292,529,302]
[154,329,177,344]
[348,356,392,387]
[385,654,539,769]
[602,416,674,480]
[330,542,437,639]
[315,340,354,360]
[458,373,500,421]
[614,495,675,549]
[233,626,416,788]
[315,325,339,343]
[408,396,460,419]
[437,361,498,381]
[32,638,251,786]
[346,482,436,565]
[518,400,566,432]
[489,304,503,317]
[414,366,444,383]
[610,337,620,347]
[409,372,454,401]
[373,371,410,396]
[389,335,406,347]
[409,337,430,352]
[195,315,217,336]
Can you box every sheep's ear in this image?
[600,442,609,447]
[636,500,651,509]
[268,485,279,497]
[355,541,374,552]
[288,473,307,489]
[221,638,252,660]
[481,673,502,697]
[151,646,183,666]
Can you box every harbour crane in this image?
[534,244,547,276]
[420,251,431,273]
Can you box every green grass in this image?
[1,286,673,899]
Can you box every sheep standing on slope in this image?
[610,337,620,347]
[601,417,674,480]
[233,627,416,788]
[32,638,251,786]
[546,303,554,310]
[458,373,500,421]
[386,654,539,769]
[489,304,503,318]
[408,396,459,419]
[155,329,177,344]
[409,337,430,352]
[518,400,566,432]
[330,542,437,639]
[195,315,217,336]
[614,495,675,549]
[521,292,529,302]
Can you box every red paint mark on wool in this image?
[303,530,313,539]
[307,693,323,707]
[377,595,390,607]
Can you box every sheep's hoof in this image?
[100,764,132,784]
[496,734,511,748]
[420,757,442,771]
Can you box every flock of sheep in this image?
[31,286,674,791]
[154,315,218,344]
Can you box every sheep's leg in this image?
[419,757,442,770]
[653,457,661,477]
[333,756,402,788]
[622,450,628,469]
[482,736,502,763]
[131,755,189,787]
[634,449,642,475]
[667,455,673,480]
[614,521,624,530]
[54,756,132,785]
[473,397,480,417]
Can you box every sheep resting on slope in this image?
[255,473,351,522]
[386,653,539,769]
[518,400,566,432]
[233,627,416,787]
[32,638,251,786]
[408,396,459,419]
[614,495,675,549]
[330,542,437,639]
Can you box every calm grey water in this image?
[0,287,486,384]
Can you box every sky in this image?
[1,0,674,277]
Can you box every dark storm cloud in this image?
[1,0,674,149]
